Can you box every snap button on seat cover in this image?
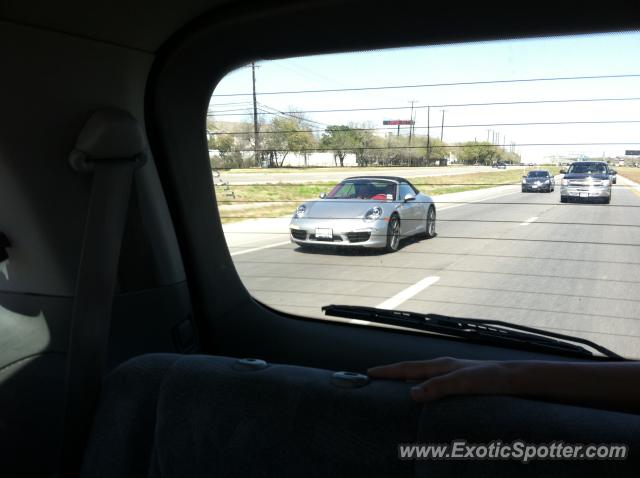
[232,358,269,371]
[331,371,369,388]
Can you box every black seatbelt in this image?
[60,109,147,477]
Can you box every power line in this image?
[211,73,640,97]
[210,106,255,114]
[234,250,640,268]
[218,233,640,249]
[208,101,253,107]
[257,102,330,127]
[207,119,640,136]
[210,142,640,153]
[217,200,640,208]
[219,217,640,228]
[208,96,640,116]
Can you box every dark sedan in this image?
[521,170,555,193]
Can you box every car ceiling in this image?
[0,0,236,52]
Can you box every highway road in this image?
[223,176,640,358]
[216,165,522,185]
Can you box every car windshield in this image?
[527,171,548,177]
[327,180,396,200]
[567,163,608,174]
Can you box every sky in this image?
[209,32,640,163]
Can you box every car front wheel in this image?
[425,206,436,239]
[385,215,401,252]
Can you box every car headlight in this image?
[602,179,611,186]
[364,206,383,221]
[561,179,568,186]
[544,179,550,184]
[294,205,306,218]
[522,179,527,184]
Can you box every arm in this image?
[367,357,640,414]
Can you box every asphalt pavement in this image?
[223,176,640,358]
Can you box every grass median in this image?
[618,167,640,184]
[216,167,560,223]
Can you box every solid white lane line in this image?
[230,241,291,257]
[374,275,440,310]
[520,216,539,226]
[227,235,287,247]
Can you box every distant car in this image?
[528,162,535,166]
[560,161,612,204]
[289,176,436,252]
[522,170,555,193]
[493,162,507,169]
[610,169,617,184]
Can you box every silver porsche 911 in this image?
[289,176,436,252]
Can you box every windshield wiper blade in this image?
[321,305,623,360]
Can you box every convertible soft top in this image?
[342,176,406,183]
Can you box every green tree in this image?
[321,125,357,167]
[350,126,377,167]
[209,134,243,168]
[456,141,500,165]
[262,117,316,167]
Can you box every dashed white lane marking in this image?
[437,189,520,212]
[373,275,441,311]
[520,216,539,226]
[230,241,291,257]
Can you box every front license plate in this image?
[315,228,333,239]
[579,192,589,198]
[532,184,538,189]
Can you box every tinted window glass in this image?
[399,183,415,198]
[567,163,609,174]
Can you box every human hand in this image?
[367,357,515,402]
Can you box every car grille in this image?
[346,232,371,243]
[290,229,307,240]
[568,180,603,187]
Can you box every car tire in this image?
[560,196,568,203]
[385,214,401,252]
[521,188,526,193]
[603,197,611,204]
[424,206,436,239]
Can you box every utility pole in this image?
[426,105,431,160]
[251,61,260,166]
[440,109,446,141]
[487,129,491,142]
[408,101,414,143]
[408,100,418,143]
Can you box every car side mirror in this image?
[611,170,616,175]
[319,192,327,199]
[404,193,416,202]
[560,169,567,174]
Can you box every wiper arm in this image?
[322,305,623,360]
